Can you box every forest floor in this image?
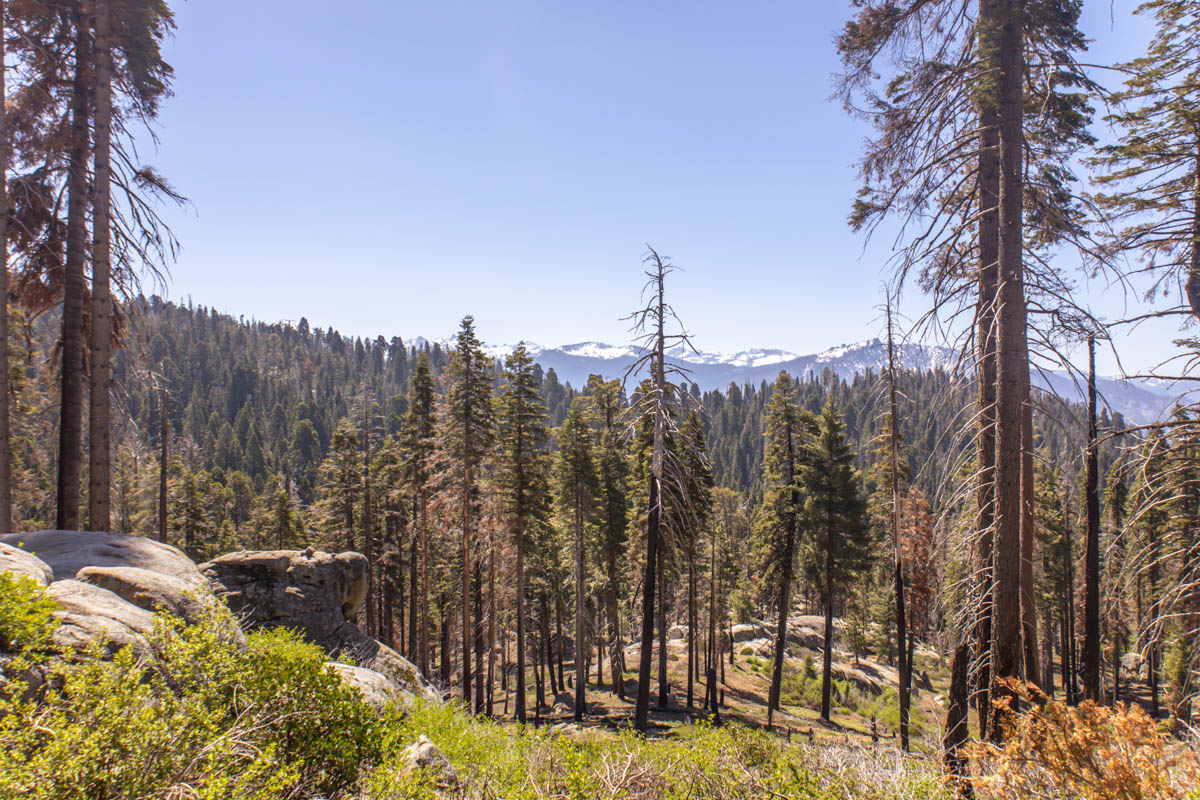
[491,615,955,753]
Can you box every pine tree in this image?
[802,399,870,723]
[435,316,495,710]
[495,343,551,722]
[586,376,629,699]
[556,397,598,722]
[313,418,360,552]
[756,371,811,729]
[680,407,713,710]
[401,351,437,674]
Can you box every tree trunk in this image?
[487,534,496,717]
[886,303,909,750]
[555,593,566,691]
[409,495,418,658]
[708,521,720,719]
[362,399,374,637]
[634,474,660,732]
[474,561,484,712]
[821,509,835,722]
[535,621,546,718]
[440,614,451,686]
[516,517,528,721]
[88,0,114,533]
[420,490,430,676]
[58,1,91,532]
[158,384,168,542]
[687,545,696,709]
[606,554,624,699]
[656,548,668,709]
[988,0,1027,742]
[1083,337,1101,701]
[461,462,472,707]
[943,643,974,800]
[574,501,586,721]
[974,0,1001,739]
[543,594,559,696]
[0,0,10,534]
[1021,388,1039,685]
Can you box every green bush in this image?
[0,584,381,800]
[0,573,59,658]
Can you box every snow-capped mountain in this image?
[411,336,1176,424]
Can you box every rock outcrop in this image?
[44,579,155,656]
[1,531,439,712]
[0,541,54,586]
[0,530,206,587]
[202,547,440,704]
[75,565,245,647]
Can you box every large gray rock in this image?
[75,566,245,647]
[329,662,416,711]
[45,579,154,656]
[0,531,206,588]
[201,549,368,642]
[0,542,53,586]
[202,548,439,702]
[730,622,771,643]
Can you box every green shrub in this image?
[0,573,59,657]
[0,585,381,800]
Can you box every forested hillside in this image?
[4,295,1119,536]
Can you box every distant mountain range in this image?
[413,336,1179,425]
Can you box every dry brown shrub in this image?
[969,680,1200,800]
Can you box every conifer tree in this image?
[436,316,494,709]
[495,343,551,722]
[556,397,598,722]
[586,375,629,699]
[402,351,437,674]
[314,418,360,552]
[757,371,811,729]
[802,400,870,723]
[680,407,713,710]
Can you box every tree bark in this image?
[820,509,835,722]
[515,516,528,721]
[988,0,1027,743]
[409,495,418,658]
[0,0,12,533]
[886,302,909,750]
[656,551,668,709]
[1021,390,1039,685]
[1084,336,1101,701]
[574,500,586,721]
[943,643,974,800]
[606,550,624,699]
[634,474,660,732]
[158,384,168,541]
[88,0,113,533]
[687,544,696,709]
[974,0,1000,731]
[58,0,91,532]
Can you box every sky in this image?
[143,0,1176,374]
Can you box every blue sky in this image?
[144,0,1174,374]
